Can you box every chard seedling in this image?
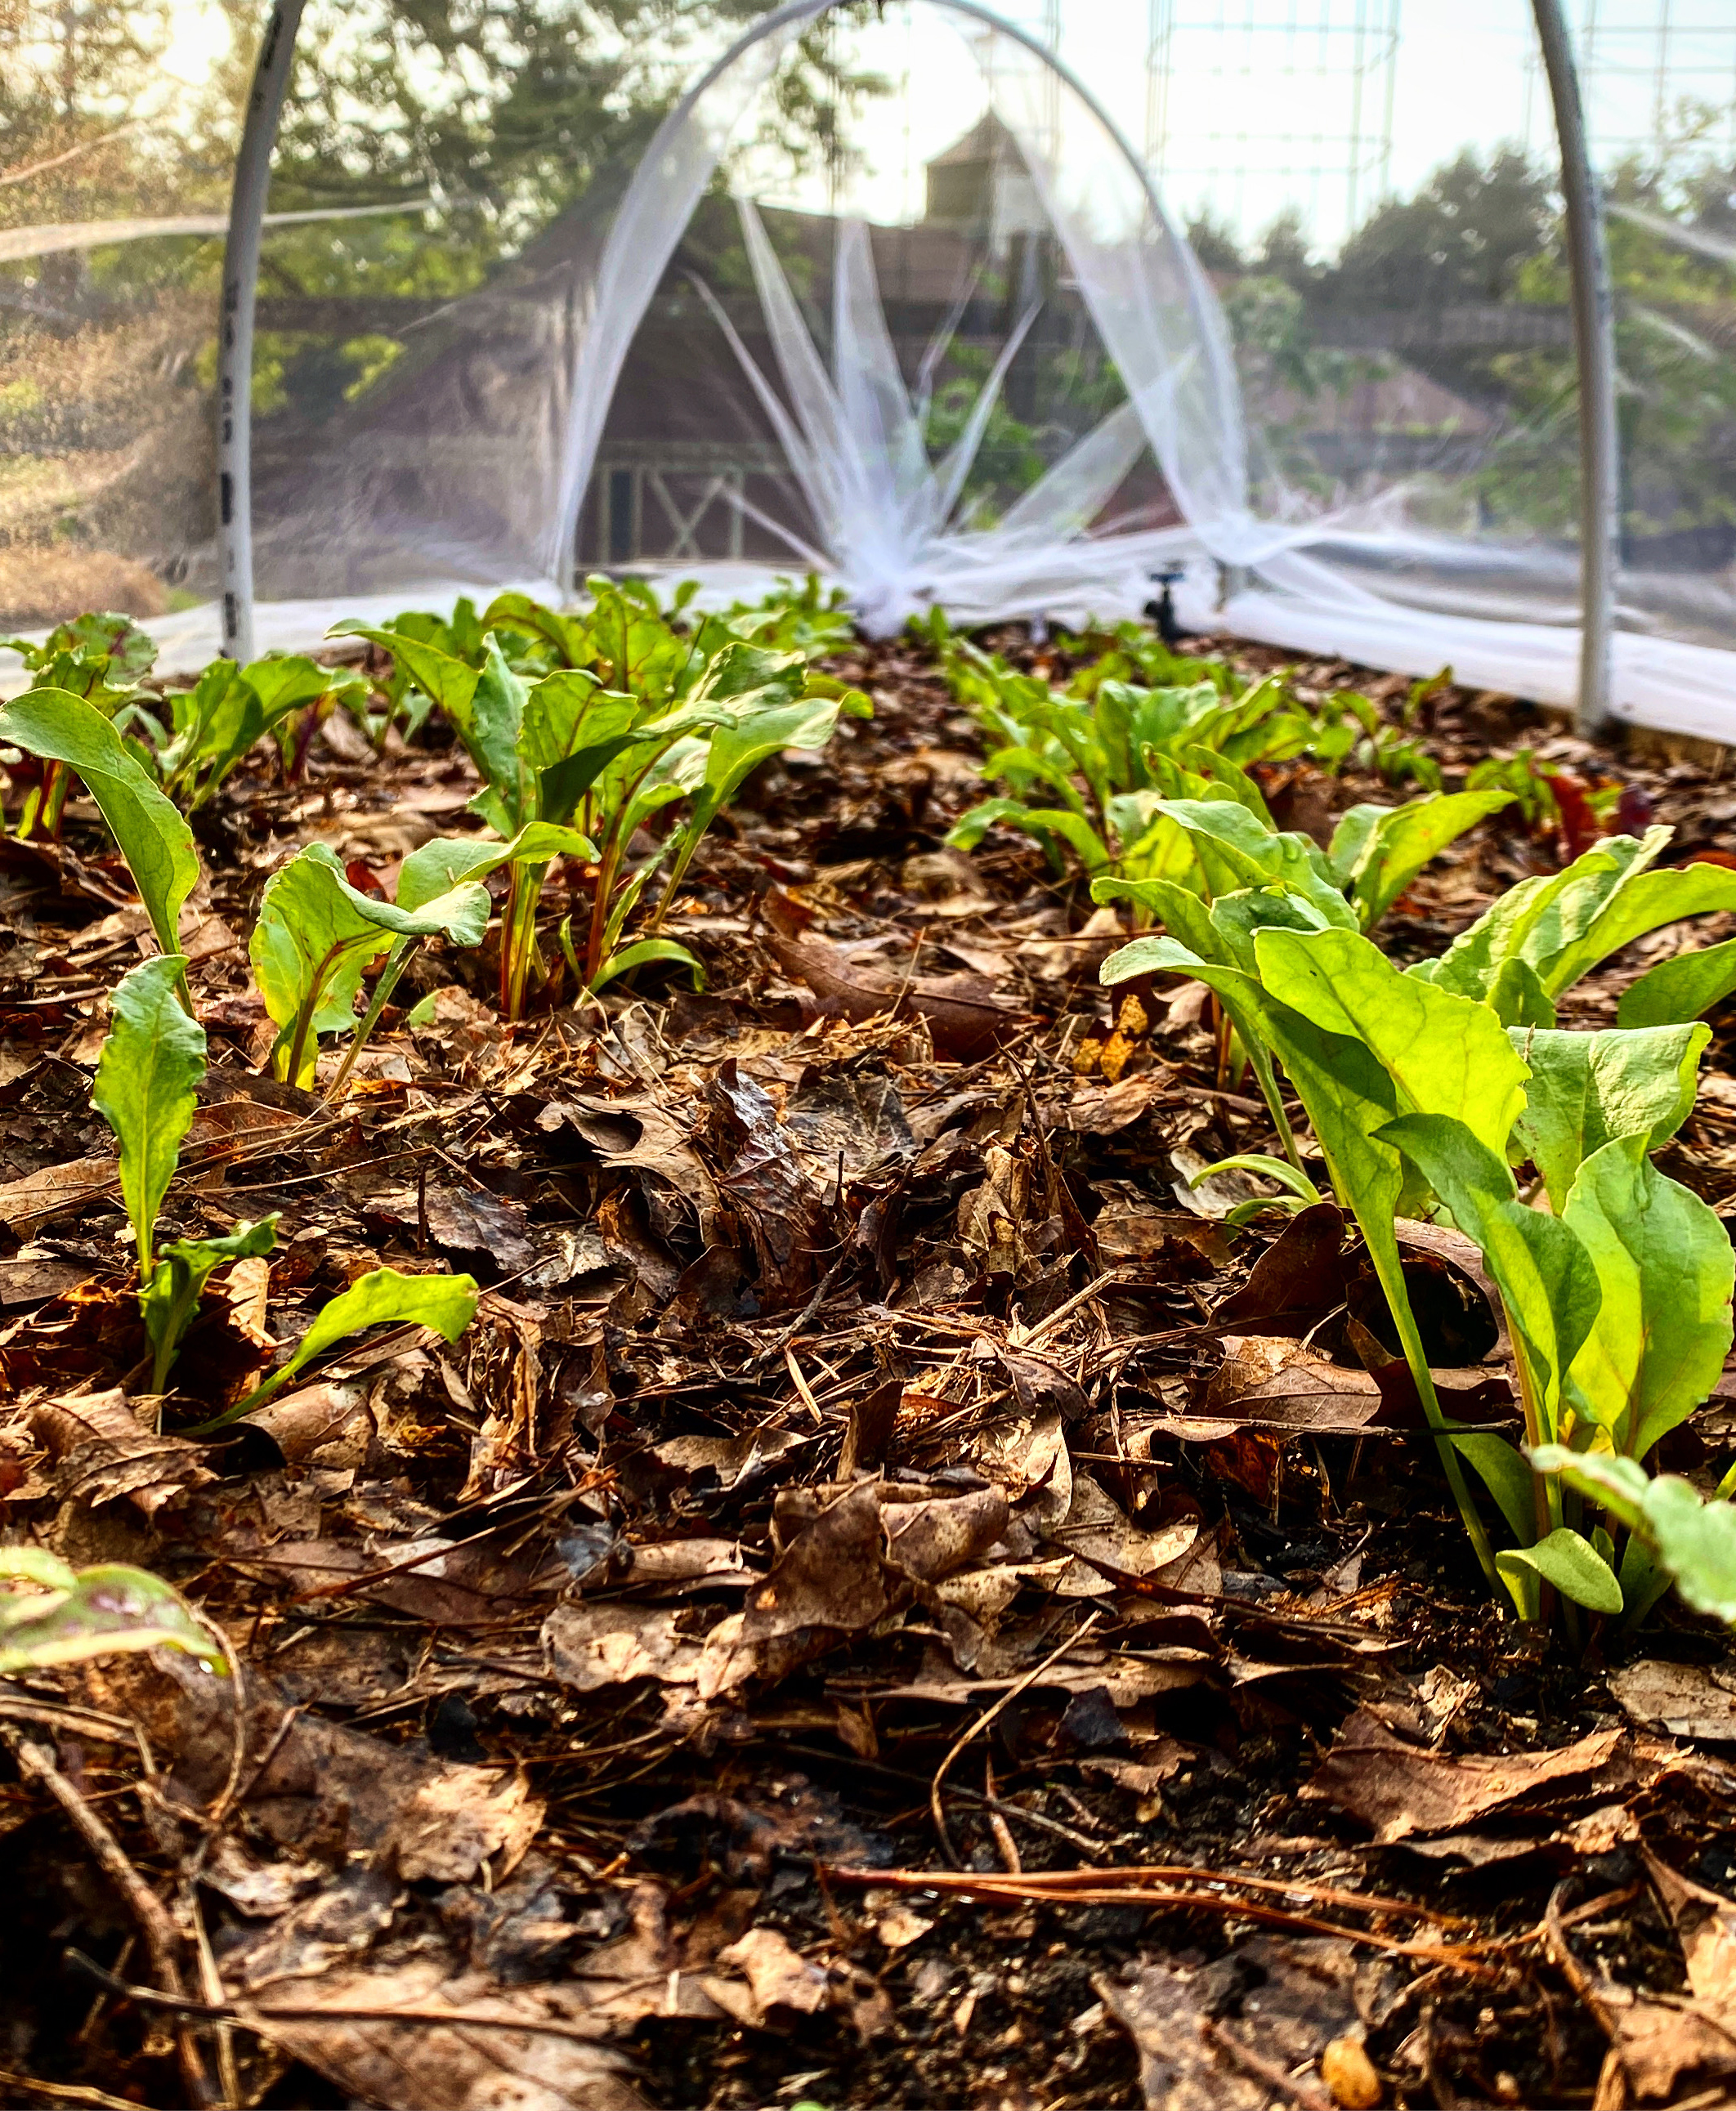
[148,655,369,807]
[91,955,206,1279]
[1411,826,1736,1024]
[90,957,280,1390]
[1383,1114,1733,1624]
[0,1548,225,1675]
[2,612,159,837]
[251,843,490,1089]
[0,687,199,962]
[197,1265,481,1429]
[347,601,864,1013]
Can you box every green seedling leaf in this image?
[0,1555,225,1675]
[1563,1133,1734,1460]
[1528,1443,1649,1532]
[1415,829,1671,1003]
[1511,1022,1710,1209]
[0,687,199,955]
[1636,1476,1736,1624]
[1619,935,1736,1029]
[1497,1528,1623,1617]
[1330,789,1515,930]
[1380,1113,1601,1453]
[1453,1433,1539,1545]
[252,845,490,1085]
[141,1216,279,1395]
[215,1266,481,1424]
[1255,927,1530,1162]
[1546,858,1736,996]
[1190,1154,1322,1204]
[396,822,597,912]
[590,937,705,991]
[1152,798,1355,928]
[1093,874,1221,955]
[91,955,205,1277]
[946,798,1112,871]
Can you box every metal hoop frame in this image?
[215,0,1621,732]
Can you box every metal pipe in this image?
[217,0,306,664]
[1532,0,1619,739]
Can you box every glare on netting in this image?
[2,0,1734,737]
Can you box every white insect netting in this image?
[3,0,1734,742]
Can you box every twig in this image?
[930,1611,1101,1867]
[0,2068,151,2110]
[1201,2016,1336,2111]
[61,1950,653,2045]
[3,1731,215,2107]
[825,1861,1471,1926]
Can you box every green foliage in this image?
[0,687,199,959]
[1532,1448,1736,1629]
[944,624,1495,915]
[343,579,866,1014]
[207,1267,482,1427]
[1,614,160,838]
[1382,1111,1733,1623]
[142,1219,280,1398]
[1510,1022,1708,1209]
[1618,934,1736,1029]
[145,655,370,807]
[1103,864,1736,1634]
[0,1550,225,1676]
[1329,790,1515,931]
[251,843,490,1088]
[1411,827,1736,1019]
[90,956,206,1278]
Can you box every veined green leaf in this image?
[0,687,199,956]
[1546,859,1736,996]
[946,798,1112,871]
[252,845,490,1083]
[1510,1022,1709,1209]
[1497,1528,1623,1616]
[0,1559,225,1675]
[1563,1133,1734,1459]
[1255,927,1529,1163]
[1416,829,1671,1002]
[1635,1476,1736,1624]
[1092,875,1218,955]
[396,822,597,912]
[215,1266,481,1424]
[91,955,205,1276]
[1330,789,1514,931]
[1380,1112,1601,1449]
[141,1216,279,1393]
[330,624,481,720]
[1618,934,1736,1029]
[1152,798,1355,927]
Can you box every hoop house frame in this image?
[215,0,1620,726]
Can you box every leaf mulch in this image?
[2,622,1736,2110]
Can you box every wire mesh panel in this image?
[0,0,247,633]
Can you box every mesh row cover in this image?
[2,0,1734,740]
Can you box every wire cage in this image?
[2,0,1734,740]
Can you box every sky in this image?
[146,0,1736,257]
[759,0,1735,252]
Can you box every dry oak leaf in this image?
[1610,1659,1736,1743]
[27,1386,213,1514]
[235,1957,647,2111]
[1308,1708,1623,1843]
[705,1926,830,2029]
